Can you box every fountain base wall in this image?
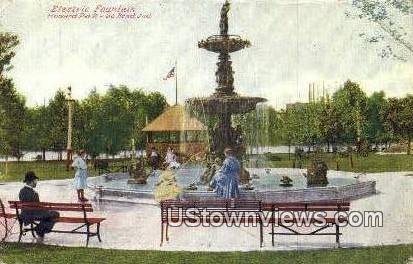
[91,171,376,204]
[181,181,376,202]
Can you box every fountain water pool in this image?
[89,165,376,203]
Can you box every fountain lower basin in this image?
[89,166,376,203]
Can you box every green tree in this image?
[0,32,26,161]
[24,106,51,160]
[318,99,343,152]
[366,91,390,148]
[0,32,19,74]
[74,89,105,158]
[277,106,302,159]
[72,86,167,158]
[0,78,27,161]
[100,86,135,156]
[332,80,368,146]
[383,95,413,154]
[47,89,68,160]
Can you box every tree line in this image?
[237,80,413,155]
[1,85,167,161]
[0,32,167,161]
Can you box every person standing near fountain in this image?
[71,150,88,201]
[164,147,180,169]
[149,147,159,172]
[210,147,240,198]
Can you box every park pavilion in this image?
[142,104,208,158]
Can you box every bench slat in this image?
[0,212,16,218]
[55,216,105,224]
[9,201,93,207]
[8,201,93,212]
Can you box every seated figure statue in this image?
[210,147,240,199]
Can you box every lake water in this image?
[0,150,142,162]
[0,146,300,162]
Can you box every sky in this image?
[0,0,412,108]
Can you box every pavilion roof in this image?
[142,104,207,132]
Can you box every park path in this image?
[1,170,412,251]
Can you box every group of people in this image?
[18,149,89,243]
[17,147,240,243]
[149,147,180,171]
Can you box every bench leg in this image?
[271,221,275,247]
[165,223,169,242]
[160,223,164,246]
[86,224,90,247]
[259,221,263,248]
[1,218,8,242]
[30,223,36,238]
[97,223,102,242]
[335,224,340,248]
[18,222,23,243]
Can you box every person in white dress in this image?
[164,147,180,169]
[71,150,88,201]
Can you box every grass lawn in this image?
[0,243,412,264]
[0,160,129,182]
[250,153,413,173]
[1,153,412,182]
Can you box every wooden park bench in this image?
[0,198,16,242]
[261,201,350,247]
[9,201,105,246]
[160,198,350,248]
[160,199,264,247]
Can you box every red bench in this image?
[0,198,16,242]
[9,201,105,246]
[262,201,350,247]
[160,199,264,247]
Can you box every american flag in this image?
[163,67,175,80]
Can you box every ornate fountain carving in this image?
[306,157,329,187]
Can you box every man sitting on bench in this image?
[19,171,59,243]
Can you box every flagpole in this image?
[175,60,178,105]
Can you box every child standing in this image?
[71,150,88,201]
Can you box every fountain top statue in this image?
[220,0,230,35]
[190,0,265,113]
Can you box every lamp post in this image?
[66,86,75,170]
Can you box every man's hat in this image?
[23,171,39,183]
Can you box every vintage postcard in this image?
[0,0,412,263]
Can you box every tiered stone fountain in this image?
[90,0,376,204]
[186,0,266,184]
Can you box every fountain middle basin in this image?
[89,166,376,203]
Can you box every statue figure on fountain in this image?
[201,156,222,185]
[220,0,230,35]
[127,156,148,184]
